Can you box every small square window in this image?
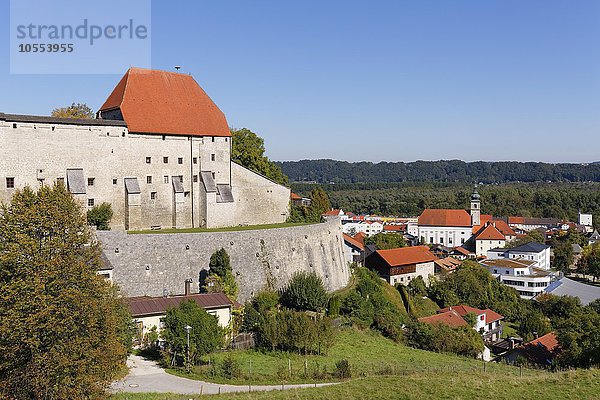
[146,157,151,164]
[150,192,157,200]
[211,154,215,161]
[178,157,183,164]
[88,199,95,207]
[12,123,17,129]
[146,176,152,184]
[6,177,15,188]
[112,178,117,185]
[87,178,95,186]
[225,138,228,142]
[193,157,198,164]
[163,156,169,164]
[193,175,198,183]
[164,176,169,184]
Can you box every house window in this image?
[211,137,215,142]
[88,199,95,207]
[449,238,453,244]
[178,157,183,164]
[193,175,198,183]
[440,237,444,244]
[113,178,117,185]
[6,177,15,188]
[211,154,215,161]
[163,156,169,163]
[87,178,95,186]
[212,172,216,179]
[12,123,17,129]
[150,192,157,200]
[146,176,152,184]
[429,237,433,244]
[178,175,184,183]
[225,138,228,142]
[146,157,151,164]
[193,157,198,164]
[164,176,169,184]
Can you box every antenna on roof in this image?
[174,66,182,71]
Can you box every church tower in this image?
[470,186,481,227]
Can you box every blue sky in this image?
[1,0,599,163]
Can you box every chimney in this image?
[184,279,192,296]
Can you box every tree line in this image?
[279,159,600,184]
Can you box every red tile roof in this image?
[126,293,233,317]
[383,225,404,232]
[508,216,525,225]
[418,209,472,227]
[419,310,469,328]
[354,232,366,246]
[439,305,503,323]
[452,246,471,256]
[100,68,230,137]
[323,209,343,216]
[475,224,506,241]
[290,192,302,200]
[376,246,437,267]
[473,220,516,237]
[343,233,365,251]
[525,332,559,352]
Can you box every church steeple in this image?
[470,186,481,227]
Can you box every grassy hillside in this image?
[113,368,600,400]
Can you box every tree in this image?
[578,243,600,282]
[280,271,327,312]
[87,202,114,230]
[552,240,573,272]
[51,102,94,119]
[506,230,545,248]
[306,187,331,222]
[230,127,288,186]
[0,184,130,399]
[365,232,406,250]
[205,248,238,300]
[517,308,551,342]
[162,300,224,367]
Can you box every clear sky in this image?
[1,0,599,163]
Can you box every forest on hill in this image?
[278,159,600,184]
[290,182,600,228]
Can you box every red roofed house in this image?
[438,305,504,343]
[343,233,366,264]
[474,222,507,256]
[291,192,311,207]
[418,309,469,328]
[366,246,437,285]
[503,332,560,366]
[126,292,233,344]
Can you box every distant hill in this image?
[277,159,600,184]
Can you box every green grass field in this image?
[128,222,316,234]
[165,328,536,386]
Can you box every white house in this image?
[578,213,593,232]
[126,292,233,344]
[474,223,507,256]
[342,221,383,236]
[487,242,551,270]
[480,258,556,299]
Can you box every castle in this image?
[0,68,290,230]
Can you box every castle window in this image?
[193,175,198,183]
[112,178,117,185]
[211,137,215,142]
[12,123,17,129]
[150,192,157,200]
[225,138,228,142]
[178,157,183,164]
[163,176,169,184]
[211,154,215,161]
[87,178,95,186]
[88,199,95,207]
[6,177,15,188]
[146,176,152,184]
[193,157,197,164]
[146,157,151,164]
[163,157,169,164]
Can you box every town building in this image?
[480,258,555,299]
[365,246,437,285]
[507,217,560,232]
[474,223,507,256]
[502,332,559,367]
[291,192,311,207]
[487,242,551,270]
[0,68,290,231]
[126,292,234,344]
[438,305,504,343]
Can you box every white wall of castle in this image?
[0,119,290,230]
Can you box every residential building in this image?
[343,233,365,264]
[502,332,559,366]
[588,230,600,245]
[578,212,593,233]
[366,246,437,285]
[126,292,233,344]
[507,217,560,232]
[474,223,507,256]
[438,305,504,343]
[480,258,555,299]
[290,192,311,207]
[487,242,551,270]
[434,257,462,274]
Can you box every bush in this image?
[86,202,113,230]
[405,321,484,358]
[221,354,241,379]
[334,359,352,379]
[280,271,327,312]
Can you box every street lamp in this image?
[184,325,192,373]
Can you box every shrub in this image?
[221,354,241,379]
[334,359,352,379]
[280,271,327,312]
[86,202,113,230]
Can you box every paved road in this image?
[110,355,337,395]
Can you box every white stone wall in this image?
[0,119,288,230]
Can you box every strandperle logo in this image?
[15,19,149,46]
[10,0,151,75]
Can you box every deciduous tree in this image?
[51,102,94,119]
